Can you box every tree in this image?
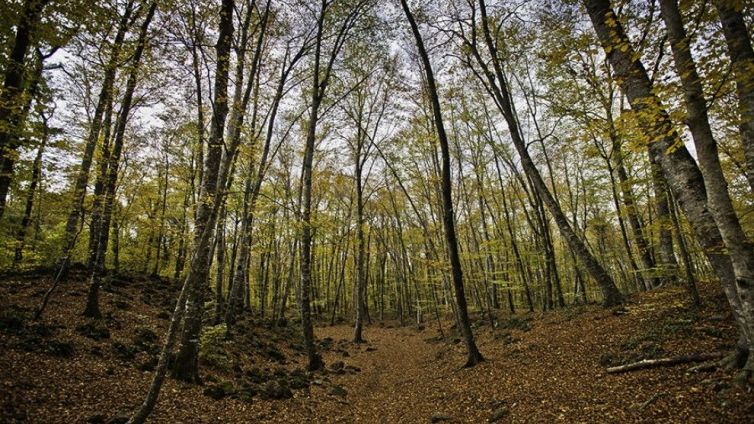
[400,0,484,367]
[713,0,754,193]
[0,0,50,219]
[584,0,754,376]
[83,2,158,319]
[297,0,370,371]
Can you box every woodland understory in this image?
[1,0,754,422]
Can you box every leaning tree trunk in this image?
[584,0,753,372]
[400,0,483,367]
[171,0,235,384]
[128,3,235,422]
[713,0,754,194]
[60,0,134,274]
[474,0,624,306]
[660,0,754,371]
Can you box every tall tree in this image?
[584,0,754,375]
[171,0,236,383]
[298,0,369,371]
[460,0,624,306]
[59,0,135,274]
[128,0,235,419]
[712,0,754,193]
[0,0,50,218]
[83,2,157,319]
[400,0,484,367]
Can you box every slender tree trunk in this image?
[661,0,754,365]
[13,111,47,265]
[83,3,157,319]
[171,0,234,384]
[400,0,483,367]
[473,0,623,306]
[61,1,134,271]
[353,143,367,342]
[713,0,754,193]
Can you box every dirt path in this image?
[302,287,753,423]
[314,325,444,422]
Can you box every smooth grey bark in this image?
[400,0,483,367]
[660,0,754,368]
[468,0,624,306]
[713,0,754,193]
[584,0,753,371]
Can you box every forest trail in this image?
[308,287,750,423]
[2,274,754,423]
[313,325,444,422]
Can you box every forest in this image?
[1,0,754,422]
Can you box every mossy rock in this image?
[498,317,531,332]
[288,369,310,389]
[0,307,27,333]
[264,346,286,363]
[329,385,347,397]
[203,380,236,400]
[260,380,292,400]
[46,340,75,357]
[245,366,268,384]
[137,355,158,372]
[238,382,259,402]
[76,321,111,341]
[111,341,137,361]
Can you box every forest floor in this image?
[1,269,753,423]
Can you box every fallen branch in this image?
[606,353,724,374]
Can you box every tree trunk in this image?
[400,0,483,367]
[713,0,754,193]
[60,0,134,272]
[661,0,754,363]
[474,0,624,306]
[0,0,50,218]
[585,0,753,372]
[13,111,47,265]
[171,0,234,384]
[83,2,157,319]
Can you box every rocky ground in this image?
[1,270,753,423]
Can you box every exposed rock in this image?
[86,413,106,424]
[261,379,292,400]
[105,413,130,424]
[489,406,509,422]
[331,361,345,371]
[430,412,452,422]
[203,381,236,400]
[76,321,111,341]
[329,385,348,397]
